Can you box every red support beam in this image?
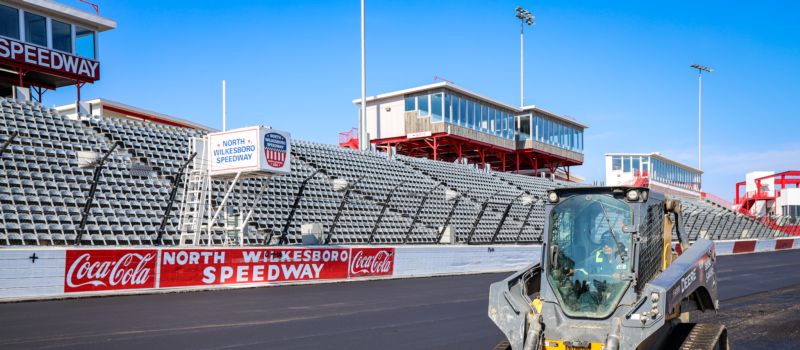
[433,137,438,161]
[735,181,745,204]
[76,81,86,103]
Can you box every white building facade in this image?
[605,152,703,197]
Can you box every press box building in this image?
[351,82,588,180]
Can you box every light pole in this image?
[690,64,713,170]
[515,7,534,108]
[359,0,368,151]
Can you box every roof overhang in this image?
[605,152,704,174]
[352,82,589,129]
[4,0,117,31]
[55,98,217,132]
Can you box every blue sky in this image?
[46,0,800,200]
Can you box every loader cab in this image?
[540,187,669,349]
[545,189,635,318]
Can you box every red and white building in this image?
[734,171,800,220]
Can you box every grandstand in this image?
[0,96,790,246]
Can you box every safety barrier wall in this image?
[0,245,539,302]
[1,238,798,302]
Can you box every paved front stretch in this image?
[1,249,800,350]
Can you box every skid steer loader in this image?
[488,186,728,350]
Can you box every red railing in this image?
[338,128,358,150]
[700,192,734,209]
[755,216,800,236]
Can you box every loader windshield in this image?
[547,194,633,318]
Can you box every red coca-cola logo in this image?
[65,249,156,292]
[350,248,394,277]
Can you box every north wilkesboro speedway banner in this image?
[64,247,394,294]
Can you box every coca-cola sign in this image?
[349,248,395,278]
[64,249,157,293]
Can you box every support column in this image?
[501,152,506,172]
[515,153,520,174]
[531,157,538,176]
[76,81,86,102]
[480,150,486,170]
[433,137,438,161]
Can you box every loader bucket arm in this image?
[488,263,540,350]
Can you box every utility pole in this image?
[690,64,713,170]
[222,80,226,131]
[515,7,534,108]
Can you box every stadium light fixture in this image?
[445,188,460,202]
[332,178,350,192]
[516,7,535,108]
[521,195,535,206]
[690,64,713,172]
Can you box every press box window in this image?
[417,95,429,117]
[518,115,531,139]
[404,96,416,112]
[24,12,47,47]
[0,4,19,39]
[76,26,96,59]
[612,156,622,170]
[431,93,443,122]
[52,20,72,53]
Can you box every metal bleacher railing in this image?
[0,97,792,246]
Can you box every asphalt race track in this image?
[2,249,800,350]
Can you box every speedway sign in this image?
[63,247,395,293]
[0,37,100,81]
[207,126,291,177]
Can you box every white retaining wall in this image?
[393,245,540,277]
[1,238,798,302]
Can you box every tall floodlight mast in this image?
[690,64,713,171]
[359,0,368,150]
[515,7,535,108]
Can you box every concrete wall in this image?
[777,188,800,208]
[0,245,540,302]
[2,239,797,302]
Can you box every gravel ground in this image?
[692,283,800,350]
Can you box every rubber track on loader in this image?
[491,340,512,350]
[673,323,730,350]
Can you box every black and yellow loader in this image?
[488,186,728,350]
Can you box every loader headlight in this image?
[548,192,559,203]
[650,292,659,303]
[626,190,640,202]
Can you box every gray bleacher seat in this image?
[0,97,788,246]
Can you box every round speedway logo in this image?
[264,132,287,168]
